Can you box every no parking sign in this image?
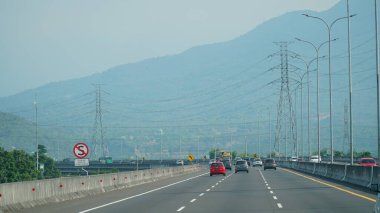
[73,142,89,159]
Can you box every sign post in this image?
[187,153,194,161]
[73,142,90,175]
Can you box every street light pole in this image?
[347,0,354,165]
[34,96,39,171]
[291,55,323,160]
[295,37,336,162]
[160,129,163,163]
[197,136,200,163]
[302,13,355,164]
[179,136,182,160]
[269,110,272,158]
[375,0,380,167]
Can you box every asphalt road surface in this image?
[20,167,377,213]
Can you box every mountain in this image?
[0,112,67,158]
[0,0,378,158]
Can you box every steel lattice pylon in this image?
[91,84,107,160]
[274,42,297,159]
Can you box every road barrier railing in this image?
[0,164,202,212]
[278,161,379,189]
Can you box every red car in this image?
[210,162,226,176]
[358,158,377,166]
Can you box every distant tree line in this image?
[0,145,60,184]
[313,148,372,158]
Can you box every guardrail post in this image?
[367,166,374,187]
[341,164,347,181]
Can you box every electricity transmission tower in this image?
[273,42,297,159]
[91,84,107,159]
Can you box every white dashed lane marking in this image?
[259,168,284,209]
[175,173,230,213]
[177,206,185,211]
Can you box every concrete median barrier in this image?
[0,164,202,212]
[344,165,374,188]
[326,164,346,180]
[313,163,328,176]
[278,160,380,190]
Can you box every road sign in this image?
[73,142,89,159]
[75,158,89,167]
[188,153,194,161]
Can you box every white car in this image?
[176,160,184,165]
[310,155,321,163]
[290,156,298,162]
[252,158,263,166]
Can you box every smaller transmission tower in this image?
[91,84,107,159]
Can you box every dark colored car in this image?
[235,160,249,173]
[222,159,232,170]
[264,158,277,170]
[242,157,251,166]
[210,162,226,176]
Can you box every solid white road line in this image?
[177,206,186,211]
[78,172,208,213]
[277,203,283,208]
[199,193,204,197]
[190,199,196,203]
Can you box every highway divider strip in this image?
[281,168,376,203]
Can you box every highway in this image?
[20,166,376,213]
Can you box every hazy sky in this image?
[0,0,339,97]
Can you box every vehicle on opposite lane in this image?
[235,160,249,173]
[358,157,377,166]
[263,158,276,171]
[210,162,226,176]
[310,155,321,163]
[176,160,184,166]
